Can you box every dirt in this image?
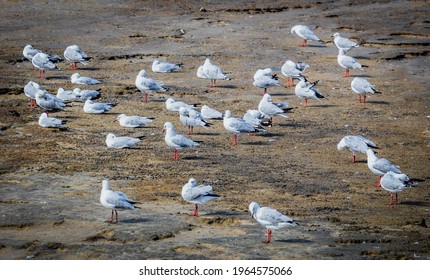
[0,0,429,260]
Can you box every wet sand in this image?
[0,0,429,259]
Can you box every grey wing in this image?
[171,134,198,147]
[374,158,400,173]
[260,207,294,225]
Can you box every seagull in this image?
[223,110,265,145]
[100,179,140,224]
[201,105,223,120]
[280,60,309,87]
[152,59,182,73]
[83,100,114,114]
[243,109,270,128]
[35,90,66,115]
[38,112,66,128]
[201,58,229,87]
[253,68,282,95]
[249,202,298,244]
[332,33,359,52]
[337,135,378,163]
[366,149,402,188]
[163,122,200,160]
[72,88,100,101]
[135,69,166,102]
[351,77,381,103]
[56,88,78,102]
[23,45,62,63]
[105,133,142,149]
[31,52,59,78]
[64,45,91,70]
[258,93,291,126]
[181,178,220,216]
[380,171,418,205]
[71,73,100,85]
[116,114,153,128]
[337,49,365,77]
[165,97,198,112]
[179,107,211,135]
[294,77,325,107]
[291,25,324,47]
[24,81,41,108]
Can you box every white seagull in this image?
[337,135,377,163]
[294,77,325,107]
[351,77,381,103]
[135,69,166,102]
[201,105,223,120]
[380,171,418,205]
[35,90,66,115]
[152,59,182,73]
[249,202,298,244]
[366,149,402,188]
[201,58,229,87]
[83,100,114,114]
[23,45,62,63]
[71,73,100,85]
[337,49,365,77]
[291,25,324,47]
[105,133,142,149]
[100,179,140,224]
[24,81,41,108]
[163,122,200,160]
[258,93,291,126]
[332,33,359,52]
[38,112,66,128]
[56,88,78,102]
[223,110,265,145]
[165,98,198,112]
[116,114,153,128]
[243,109,270,128]
[72,88,100,101]
[281,60,309,87]
[32,52,59,78]
[181,178,220,216]
[253,68,282,95]
[64,45,91,70]
[179,107,211,135]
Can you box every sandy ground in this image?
[0,0,429,260]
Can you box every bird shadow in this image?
[399,201,430,207]
[365,100,389,105]
[353,74,373,78]
[310,104,338,108]
[243,141,272,146]
[259,132,287,137]
[182,155,207,160]
[353,56,370,60]
[276,238,313,243]
[213,84,237,89]
[308,44,327,48]
[80,67,101,71]
[119,217,148,224]
[45,75,70,80]
[195,132,221,136]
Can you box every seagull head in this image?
[102,179,110,190]
[138,69,147,77]
[224,110,232,119]
[163,122,174,134]
[331,32,340,38]
[179,106,189,116]
[188,178,197,187]
[249,202,259,218]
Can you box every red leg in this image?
[363,95,367,103]
[375,176,382,188]
[352,154,356,163]
[389,194,393,206]
[395,193,398,205]
[233,134,237,146]
[344,69,349,77]
[304,98,308,107]
[301,39,307,47]
[213,79,216,87]
[263,229,272,243]
[143,93,148,102]
[269,117,273,127]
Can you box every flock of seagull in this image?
[20,24,420,243]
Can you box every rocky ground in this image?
[0,0,429,259]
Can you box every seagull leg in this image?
[352,153,356,163]
[304,99,308,107]
[389,194,393,206]
[344,69,349,77]
[112,210,119,224]
[395,194,398,205]
[71,62,77,70]
[233,134,238,146]
[363,95,367,103]
[143,93,148,103]
[301,39,307,47]
[269,117,273,127]
[263,229,272,244]
[375,176,382,188]
[106,210,114,223]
